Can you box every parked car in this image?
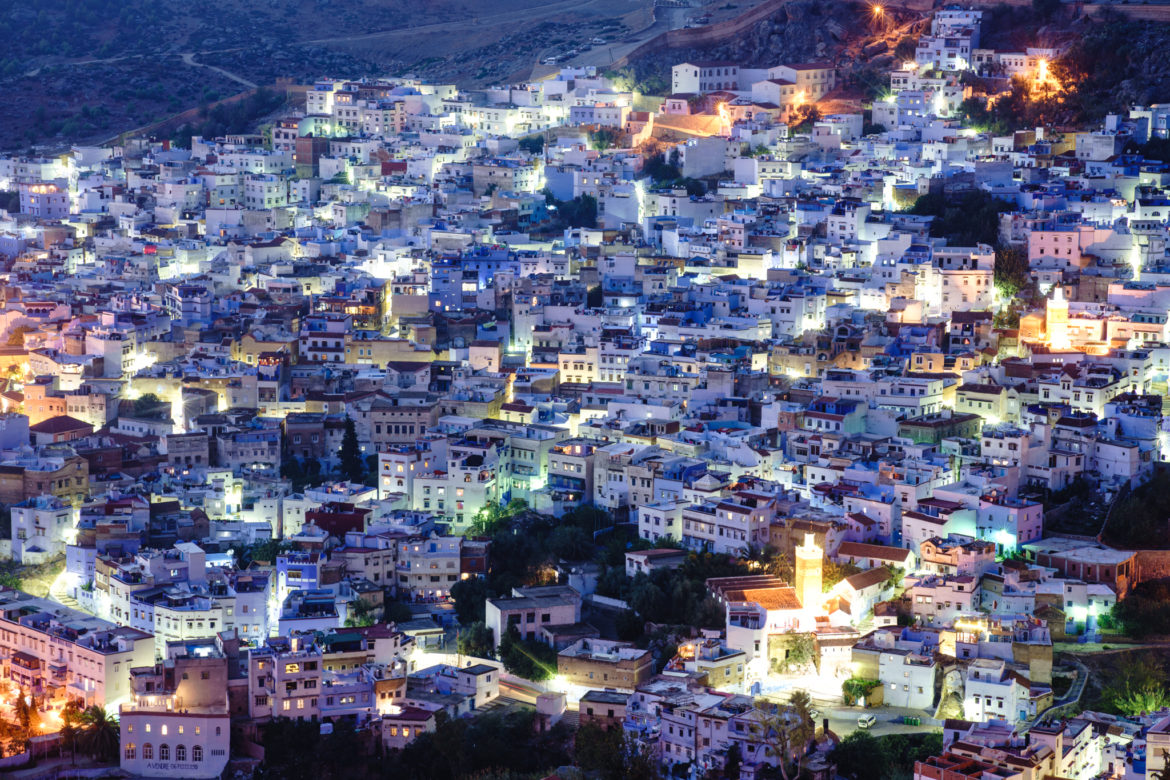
[858,714,877,729]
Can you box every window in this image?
[143,743,153,760]
[125,743,136,760]
[177,745,187,761]
[193,745,203,762]
[160,744,170,761]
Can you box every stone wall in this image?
[1135,549,1170,583]
[1012,641,1053,685]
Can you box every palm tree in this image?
[61,699,84,765]
[79,705,119,763]
[1150,749,1170,780]
[787,690,817,776]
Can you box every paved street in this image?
[819,703,940,738]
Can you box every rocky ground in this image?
[622,0,928,101]
[0,557,64,599]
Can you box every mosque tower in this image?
[794,532,823,612]
[1046,286,1069,350]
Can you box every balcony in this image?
[122,695,184,714]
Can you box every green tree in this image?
[589,128,619,151]
[723,742,743,780]
[745,698,813,780]
[0,568,21,591]
[281,454,316,492]
[388,709,571,780]
[574,721,623,776]
[995,245,1031,296]
[131,392,169,417]
[518,135,545,155]
[555,194,598,228]
[575,722,660,780]
[823,559,862,590]
[644,152,681,182]
[457,621,494,658]
[561,504,614,534]
[0,190,20,213]
[548,525,594,561]
[884,564,907,596]
[842,678,881,705]
[909,190,1015,247]
[832,731,889,780]
[257,717,329,780]
[79,705,119,763]
[344,597,377,628]
[498,625,557,681]
[10,690,36,755]
[1102,656,1170,716]
[451,576,489,624]
[833,731,943,780]
[338,415,365,483]
[61,698,84,765]
[384,599,414,624]
[595,566,632,600]
[773,633,816,674]
[242,538,291,566]
[6,325,34,347]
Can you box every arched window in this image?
[143,744,154,760]
[160,744,170,761]
[193,745,204,762]
[176,745,187,761]
[125,744,136,760]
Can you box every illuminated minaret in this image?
[794,532,823,612]
[1046,286,1069,350]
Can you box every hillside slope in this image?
[1,0,645,151]
[621,0,1170,127]
[619,0,927,102]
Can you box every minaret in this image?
[1046,286,1069,350]
[794,532,823,612]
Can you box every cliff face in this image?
[628,0,861,73]
[1061,11,1170,118]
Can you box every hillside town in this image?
[3,5,1170,780]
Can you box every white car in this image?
[857,714,877,729]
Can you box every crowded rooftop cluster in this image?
[3,4,1170,779]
